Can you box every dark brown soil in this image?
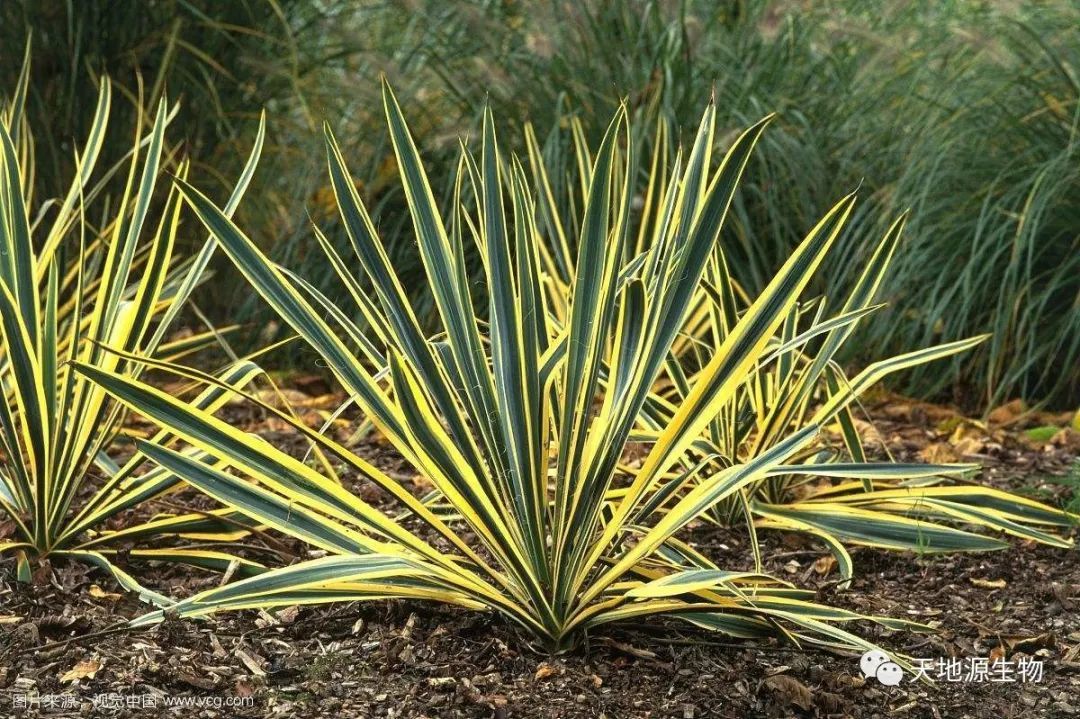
[1,538,1077,718]
[1,391,1078,718]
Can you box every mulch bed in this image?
[1,389,1078,718]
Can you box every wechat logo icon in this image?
[861,649,904,686]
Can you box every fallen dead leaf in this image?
[534,662,560,681]
[235,677,257,698]
[276,605,300,624]
[948,420,987,442]
[254,387,310,408]
[971,577,1007,589]
[882,402,915,421]
[235,647,267,677]
[289,373,332,396]
[1050,428,1080,451]
[410,473,435,492]
[988,399,1025,425]
[951,436,986,456]
[88,584,122,601]
[598,638,658,659]
[177,670,217,690]
[209,633,227,659]
[255,609,279,628]
[853,418,884,448]
[764,674,813,711]
[1005,633,1055,653]
[813,555,837,576]
[60,658,101,683]
[264,417,293,432]
[919,442,960,463]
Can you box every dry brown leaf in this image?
[764,674,813,711]
[60,658,101,683]
[235,677,257,698]
[410,473,435,492]
[255,609,279,628]
[813,555,837,576]
[304,395,344,410]
[299,410,325,429]
[1030,410,1072,427]
[970,577,1007,589]
[947,419,987,441]
[276,605,300,624]
[919,442,960,463]
[789,479,823,502]
[177,670,217,690]
[1050,428,1080,451]
[600,638,658,659]
[290,374,332,397]
[209,633,227,658]
[254,388,310,408]
[235,648,267,677]
[1005,633,1055,653]
[881,402,915,421]
[852,418,884,447]
[88,584,122,601]
[263,417,293,432]
[988,399,1025,425]
[534,662,560,681]
[950,437,986,456]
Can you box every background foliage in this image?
[3,0,1078,410]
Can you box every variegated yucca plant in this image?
[77,84,1048,652]
[655,260,1076,581]
[523,115,1075,585]
[0,58,269,601]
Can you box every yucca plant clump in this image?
[0,59,271,600]
[80,84,1052,652]
[523,117,1076,584]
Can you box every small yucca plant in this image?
[659,272,1075,581]
[0,60,268,600]
[609,123,1071,578]
[82,84,968,651]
